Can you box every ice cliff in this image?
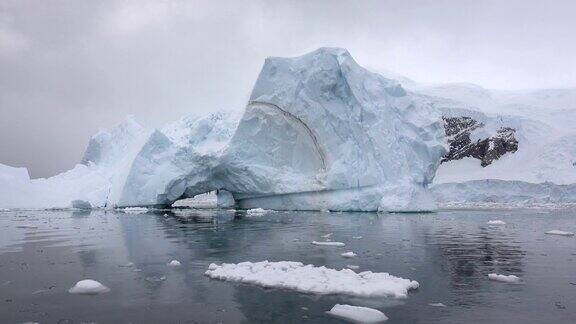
[0,48,447,212]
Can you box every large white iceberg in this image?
[0,48,446,212]
[112,48,446,211]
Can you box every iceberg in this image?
[112,48,446,211]
[0,116,147,209]
[0,48,447,212]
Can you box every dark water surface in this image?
[0,208,575,323]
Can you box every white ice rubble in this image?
[488,273,521,283]
[68,279,110,295]
[205,261,419,298]
[0,47,446,212]
[487,220,506,225]
[341,252,357,258]
[327,304,388,323]
[312,241,346,247]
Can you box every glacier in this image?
[0,47,447,212]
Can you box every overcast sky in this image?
[1,0,575,178]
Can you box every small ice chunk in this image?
[321,233,333,238]
[327,304,388,323]
[145,275,166,282]
[487,220,506,225]
[205,261,418,298]
[246,208,270,216]
[312,241,345,247]
[352,236,363,239]
[347,265,360,270]
[167,260,181,267]
[429,303,447,307]
[488,273,520,283]
[68,279,110,294]
[545,230,574,236]
[341,252,357,258]
[122,207,149,214]
[119,262,134,268]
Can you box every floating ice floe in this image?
[347,265,360,270]
[205,261,419,298]
[487,220,506,225]
[428,303,447,307]
[545,230,574,236]
[122,207,149,214]
[312,241,345,247]
[327,304,388,323]
[167,260,182,267]
[352,236,363,239]
[488,273,521,283]
[321,233,333,239]
[341,252,357,258]
[68,279,110,294]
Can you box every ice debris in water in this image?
[488,273,521,283]
[327,304,388,323]
[312,241,345,247]
[487,220,506,225]
[68,279,110,295]
[122,207,149,214]
[167,260,181,267]
[341,252,357,258]
[428,303,447,307]
[352,236,363,239]
[347,265,360,270]
[246,208,270,216]
[321,233,333,238]
[545,230,574,236]
[205,261,419,298]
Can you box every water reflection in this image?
[0,208,574,323]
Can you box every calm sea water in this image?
[0,208,575,323]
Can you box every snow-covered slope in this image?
[408,82,576,185]
[408,81,576,205]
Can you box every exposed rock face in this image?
[442,116,518,167]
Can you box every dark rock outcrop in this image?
[442,116,518,167]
